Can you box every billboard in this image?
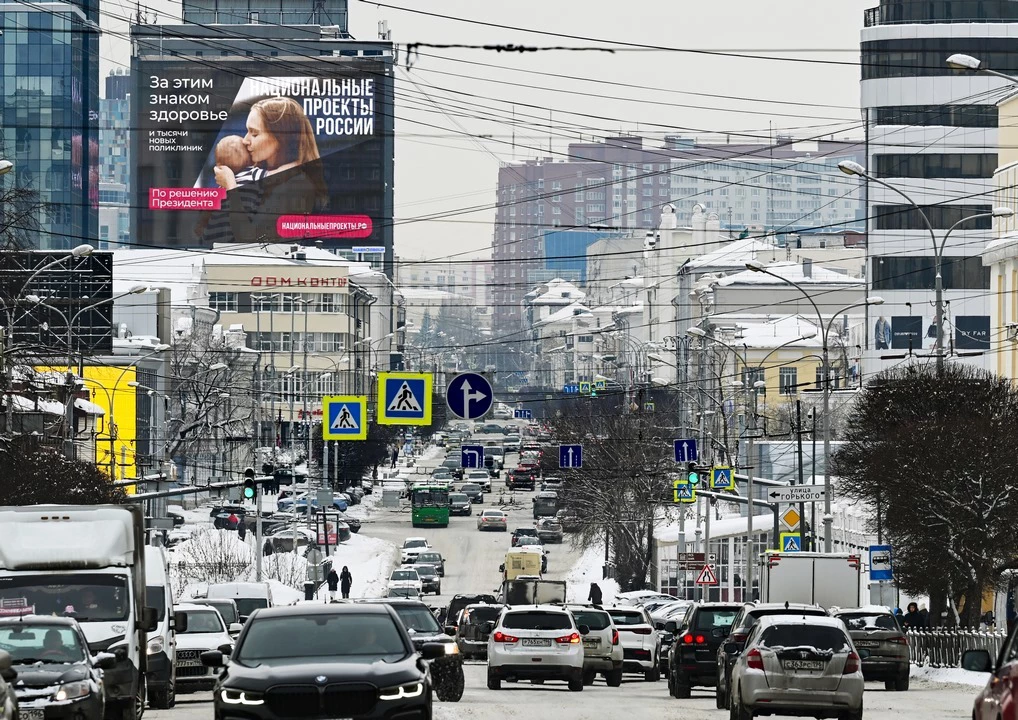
[134,59,391,250]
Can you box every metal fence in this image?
[907,628,1007,668]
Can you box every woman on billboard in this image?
[212,96,328,242]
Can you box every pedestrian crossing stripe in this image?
[377,372,433,426]
[322,396,368,440]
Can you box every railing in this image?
[907,627,1007,668]
[864,7,881,26]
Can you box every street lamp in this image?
[746,259,884,552]
[946,53,1018,83]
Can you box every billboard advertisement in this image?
[134,59,391,250]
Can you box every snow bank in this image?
[319,532,398,599]
[566,543,619,605]
[910,664,989,688]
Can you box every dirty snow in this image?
[910,665,989,688]
[318,532,399,599]
[566,543,619,605]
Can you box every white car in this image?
[400,536,431,564]
[388,568,423,594]
[607,606,661,681]
[486,605,586,691]
[174,603,236,691]
[566,604,624,686]
[615,590,677,607]
[465,469,492,492]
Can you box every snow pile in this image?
[320,532,398,599]
[566,543,619,605]
[910,664,989,688]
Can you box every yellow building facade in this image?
[985,92,1018,379]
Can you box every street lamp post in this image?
[746,259,883,553]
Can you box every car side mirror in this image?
[961,649,993,673]
[173,610,189,633]
[723,642,739,655]
[229,623,244,635]
[113,646,129,662]
[93,652,117,670]
[0,650,12,677]
[139,606,159,633]
[578,624,590,636]
[665,621,678,634]
[419,642,446,660]
[444,627,456,637]
[218,643,234,655]
[200,650,225,668]
[655,622,665,630]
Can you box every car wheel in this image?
[148,682,174,710]
[567,676,584,692]
[605,668,623,687]
[486,670,501,690]
[436,585,441,595]
[894,672,909,691]
[644,666,661,682]
[715,681,726,709]
[435,666,464,702]
[582,669,596,686]
[672,672,691,699]
[730,688,753,720]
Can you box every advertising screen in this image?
[134,59,391,249]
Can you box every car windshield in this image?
[695,609,739,631]
[449,494,468,503]
[0,625,86,664]
[418,553,442,563]
[392,605,442,634]
[502,611,571,631]
[203,602,238,625]
[415,565,437,578]
[391,570,418,581]
[183,610,225,634]
[482,511,504,518]
[387,588,418,598]
[837,613,901,632]
[759,625,851,653]
[607,611,646,626]
[0,574,130,622]
[236,614,407,662]
[231,598,269,618]
[412,488,449,507]
[403,539,427,549]
[571,610,611,631]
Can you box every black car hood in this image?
[407,632,451,648]
[14,662,89,688]
[222,655,422,689]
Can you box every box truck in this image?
[757,552,862,609]
[0,505,163,720]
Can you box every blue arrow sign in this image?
[461,444,485,469]
[514,408,533,419]
[673,438,698,463]
[446,372,494,420]
[559,444,582,469]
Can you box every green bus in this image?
[411,484,451,528]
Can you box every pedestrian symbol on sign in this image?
[388,382,422,412]
[332,405,357,430]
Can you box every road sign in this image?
[695,564,718,585]
[676,552,706,564]
[378,372,432,425]
[869,545,893,581]
[779,532,802,552]
[461,444,485,469]
[579,381,591,395]
[563,384,579,394]
[710,466,733,490]
[644,402,655,412]
[446,372,494,420]
[595,379,606,390]
[766,484,825,504]
[559,444,583,469]
[673,438,698,463]
[673,479,696,504]
[514,408,533,420]
[322,396,368,440]
[781,506,801,530]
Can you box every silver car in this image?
[727,616,863,720]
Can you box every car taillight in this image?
[746,648,764,670]
[695,634,706,644]
[730,632,748,644]
[682,633,706,645]
[493,631,518,643]
[844,652,860,674]
[682,633,694,644]
[555,632,581,644]
[888,636,908,645]
[611,629,619,646]
[628,627,652,635]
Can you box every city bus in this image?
[411,483,451,528]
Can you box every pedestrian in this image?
[587,582,603,606]
[227,512,239,529]
[340,566,353,599]
[237,521,246,541]
[390,447,398,469]
[902,602,924,629]
[326,568,339,602]
[918,603,929,628]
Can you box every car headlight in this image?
[220,689,264,705]
[147,636,164,655]
[53,681,91,702]
[444,643,459,655]
[379,682,423,701]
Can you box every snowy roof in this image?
[719,314,823,350]
[529,279,586,306]
[655,512,774,543]
[534,302,593,327]
[719,261,861,287]
[687,238,778,270]
[75,398,106,416]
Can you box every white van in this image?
[204,582,273,622]
[145,545,178,708]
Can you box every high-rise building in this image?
[0,3,99,249]
[492,136,864,338]
[860,0,1018,369]
[98,70,132,249]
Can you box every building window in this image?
[779,367,798,395]
[871,256,989,290]
[577,335,594,343]
[862,37,1018,80]
[874,153,997,179]
[742,367,765,388]
[873,104,997,128]
[209,292,238,312]
[874,204,992,230]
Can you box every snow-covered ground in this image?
[314,531,399,600]
[565,543,620,605]
[911,664,989,688]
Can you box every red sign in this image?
[250,276,348,288]
[695,564,718,585]
[276,214,373,240]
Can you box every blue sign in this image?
[514,408,533,420]
[563,384,580,394]
[869,545,893,581]
[378,372,432,426]
[461,444,485,469]
[780,533,802,552]
[322,396,368,441]
[352,246,385,254]
[710,466,733,490]
[559,444,582,469]
[446,372,494,420]
[673,480,695,503]
[673,438,698,463]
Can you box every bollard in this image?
[304,581,315,601]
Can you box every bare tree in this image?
[170,527,252,596]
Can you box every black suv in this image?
[203,604,446,720]
[508,467,537,490]
[666,602,742,699]
[714,602,828,709]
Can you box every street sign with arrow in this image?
[766,484,825,503]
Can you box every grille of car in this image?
[176,665,210,678]
[323,683,377,716]
[176,650,200,661]
[265,683,378,718]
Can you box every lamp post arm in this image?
[754,267,825,333]
[941,211,995,258]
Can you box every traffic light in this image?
[243,467,256,500]
[686,462,700,486]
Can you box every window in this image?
[862,37,1018,80]
[502,611,571,630]
[874,204,992,230]
[873,104,997,128]
[577,335,594,343]
[742,367,765,388]
[209,292,238,312]
[871,256,990,290]
[873,153,997,179]
[779,367,798,395]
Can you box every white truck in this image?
[757,552,862,609]
[0,505,162,720]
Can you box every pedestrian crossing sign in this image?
[377,372,432,425]
[779,532,802,552]
[323,396,368,440]
[673,479,696,504]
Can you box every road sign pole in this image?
[703,498,711,601]
[796,400,806,552]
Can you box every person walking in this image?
[340,566,353,599]
[902,602,925,629]
[587,582,603,606]
[326,568,339,602]
[390,447,399,469]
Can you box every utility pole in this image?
[796,400,806,551]
[745,384,759,601]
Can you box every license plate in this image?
[22,711,43,720]
[521,638,551,647]
[855,640,879,648]
[583,639,599,648]
[782,659,825,671]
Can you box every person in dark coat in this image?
[902,602,925,629]
[587,582,603,606]
[340,566,353,599]
[326,569,339,601]
[390,447,399,469]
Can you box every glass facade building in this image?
[0,3,99,249]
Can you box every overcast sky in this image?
[102,0,872,260]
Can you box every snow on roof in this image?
[75,398,106,416]
[687,238,778,270]
[719,261,862,286]
[534,302,593,327]
[2,395,64,415]
[529,278,586,305]
[722,314,823,349]
[655,512,774,542]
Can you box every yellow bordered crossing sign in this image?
[323,396,368,440]
[377,372,432,425]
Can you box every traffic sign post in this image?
[461,444,485,469]
[869,545,893,581]
[377,372,432,425]
[559,444,582,469]
[779,532,802,552]
[322,396,368,440]
[673,439,698,463]
[446,372,494,420]
[710,466,733,490]
[766,484,825,504]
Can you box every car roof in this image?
[565,604,610,614]
[832,606,894,615]
[481,509,505,514]
[756,615,848,630]
[0,615,80,627]
[692,602,745,611]
[748,603,827,615]
[404,536,427,543]
[177,602,223,612]
[503,604,571,613]
[252,603,395,619]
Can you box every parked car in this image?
[665,601,741,699]
[486,605,587,691]
[460,483,485,504]
[414,564,442,595]
[174,603,236,692]
[963,620,1018,720]
[832,607,910,691]
[536,518,564,544]
[388,568,423,594]
[606,606,661,681]
[567,604,624,686]
[449,492,472,516]
[454,603,503,659]
[727,615,863,720]
[477,509,508,531]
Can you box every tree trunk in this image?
[928,587,947,629]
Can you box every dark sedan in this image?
[203,604,445,720]
[0,616,113,720]
[448,492,472,516]
[459,483,484,504]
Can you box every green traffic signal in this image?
[688,470,699,485]
[243,480,255,499]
